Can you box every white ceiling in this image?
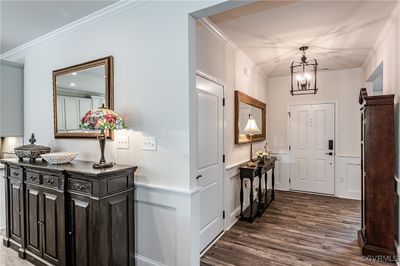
[0,0,117,54]
[209,1,397,77]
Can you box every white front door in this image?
[289,103,335,194]
[196,75,224,252]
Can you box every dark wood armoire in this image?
[358,88,395,257]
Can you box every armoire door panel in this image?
[26,187,41,255]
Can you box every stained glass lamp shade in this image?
[80,105,126,169]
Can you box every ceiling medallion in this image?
[290,46,318,96]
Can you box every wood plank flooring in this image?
[201,191,392,266]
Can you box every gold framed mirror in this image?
[52,56,114,138]
[235,90,266,144]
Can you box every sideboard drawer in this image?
[9,167,22,179]
[68,178,92,195]
[42,174,59,189]
[26,171,40,185]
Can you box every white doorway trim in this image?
[287,101,338,194]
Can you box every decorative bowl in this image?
[41,152,79,165]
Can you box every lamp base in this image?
[93,162,114,169]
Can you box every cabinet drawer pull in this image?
[12,172,19,177]
[75,184,85,191]
[47,179,55,185]
[29,175,37,180]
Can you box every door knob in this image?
[325,152,333,156]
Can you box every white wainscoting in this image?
[335,155,361,200]
[135,182,200,266]
[271,153,290,191]
[224,161,245,230]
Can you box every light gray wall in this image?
[0,60,23,137]
[20,1,223,191]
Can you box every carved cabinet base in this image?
[1,159,137,266]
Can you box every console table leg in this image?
[272,166,275,200]
[258,174,262,203]
[240,178,244,217]
[250,178,254,217]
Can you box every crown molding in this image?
[0,0,149,62]
[198,17,238,50]
[362,0,400,71]
[198,17,269,80]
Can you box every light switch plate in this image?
[116,135,129,149]
[142,137,157,151]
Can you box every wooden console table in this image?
[239,157,276,222]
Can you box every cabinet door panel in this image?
[26,187,41,255]
[42,192,60,263]
[70,197,91,266]
[107,193,134,266]
[10,181,22,242]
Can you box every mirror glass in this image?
[53,56,113,138]
[239,102,263,134]
[235,90,266,144]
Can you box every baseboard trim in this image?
[136,254,167,266]
[200,231,225,257]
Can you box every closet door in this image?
[79,98,92,120]
[57,97,66,131]
[64,98,80,131]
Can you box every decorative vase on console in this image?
[264,141,271,159]
[256,150,268,165]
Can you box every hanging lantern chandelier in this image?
[290,46,318,96]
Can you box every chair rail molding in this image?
[135,182,200,266]
[0,0,149,62]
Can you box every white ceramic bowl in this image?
[41,152,79,165]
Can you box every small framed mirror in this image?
[52,56,113,138]
[235,90,266,144]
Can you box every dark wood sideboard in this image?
[358,88,395,257]
[239,157,276,222]
[1,158,137,266]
